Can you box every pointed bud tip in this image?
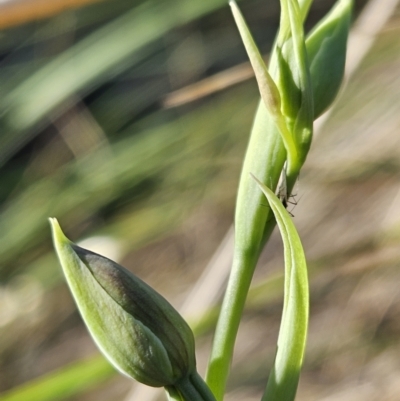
[49,218,70,246]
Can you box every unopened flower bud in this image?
[50,218,196,387]
[306,0,352,118]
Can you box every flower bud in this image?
[50,218,196,387]
[306,0,352,118]
[271,0,314,167]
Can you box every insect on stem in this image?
[276,162,289,207]
[276,162,299,216]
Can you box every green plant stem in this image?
[206,222,275,401]
[205,131,300,401]
[174,373,217,401]
[285,167,301,200]
[190,371,218,401]
[205,171,300,401]
[206,1,315,399]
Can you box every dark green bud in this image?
[306,0,352,118]
[50,218,196,387]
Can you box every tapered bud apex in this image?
[50,218,196,387]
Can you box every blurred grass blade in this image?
[251,174,309,401]
[0,0,228,166]
[0,86,256,275]
[0,356,114,401]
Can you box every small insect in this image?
[276,163,289,206]
[276,163,299,216]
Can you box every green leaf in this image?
[271,0,313,175]
[229,0,299,172]
[285,0,313,156]
[298,0,314,21]
[251,174,309,401]
[306,0,352,118]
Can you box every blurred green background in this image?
[1,0,400,400]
